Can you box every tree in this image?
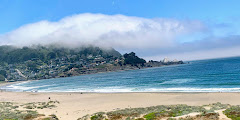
[123,52,146,66]
[0,74,5,81]
[47,52,56,59]
[26,61,38,72]
[0,70,7,78]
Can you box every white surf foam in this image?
[2,83,53,91]
[159,79,195,84]
[3,81,240,93]
[32,87,240,93]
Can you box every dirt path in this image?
[216,109,231,120]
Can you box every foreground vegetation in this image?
[0,101,59,120]
[78,102,234,120]
[224,106,240,120]
[2,101,240,120]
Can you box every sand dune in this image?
[0,92,240,119]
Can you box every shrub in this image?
[224,106,240,120]
[0,74,5,81]
[90,112,105,120]
[144,112,156,120]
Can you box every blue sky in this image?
[1,0,240,34]
[1,0,240,60]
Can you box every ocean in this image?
[2,56,240,92]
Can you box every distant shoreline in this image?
[35,62,185,81]
[0,63,185,91]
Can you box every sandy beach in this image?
[0,92,239,119]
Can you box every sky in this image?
[1,0,240,60]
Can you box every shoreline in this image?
[2,82,240,93]
[0,64,184,86]
[41,63,185,80]
[4,63,185,82]
[3,91,240,94]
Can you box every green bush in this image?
[0,74,5,81]
[224,106,240,120]
[90,112,105,120]
[0,70,7,77]
[144,112,156,120]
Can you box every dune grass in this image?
[79,104,208,120]
[0,101,59,120]
[0,102,39,120]
[22,100,59,109]
[78,102,233,120]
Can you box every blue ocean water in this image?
[2,56,240,92]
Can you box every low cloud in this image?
[0,13,206,49]
[1,13,239,60]
[143,35,240,61]
[147,46,240,61]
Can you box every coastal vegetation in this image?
[0,101,239,120]
[0,45,183,82]
[224,106,240,120]
[0,70,7,81]
[0,45,121,64]
[123,52,146,66]
[22,100,59,109]
[78,103,233,120]
[0,101,59,120]
[0,74,5,81]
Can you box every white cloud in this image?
[0,13,206,49]
[4,13,238,61]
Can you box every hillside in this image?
[0,45,183,82]
[0,45,121,64]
